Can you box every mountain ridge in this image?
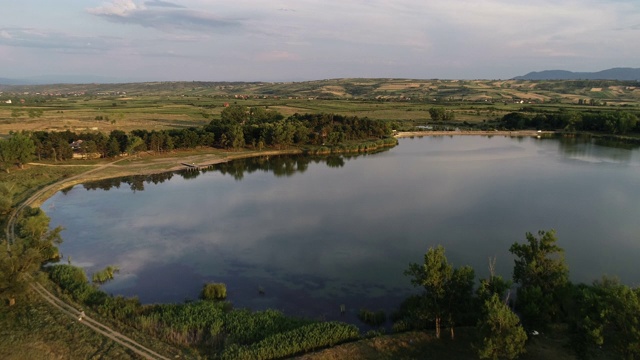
[514,67,640,81]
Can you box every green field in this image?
[1,78,638,137]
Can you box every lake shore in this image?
[394,130,553,138]
[24,130,551,207]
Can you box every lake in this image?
[44,135,640,324]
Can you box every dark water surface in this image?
[44,135,640,324]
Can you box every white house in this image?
[4,100,11,104]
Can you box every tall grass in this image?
[46,264,362,359]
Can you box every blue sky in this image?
[1,0,638,82]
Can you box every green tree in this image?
[445,265,475,339]
[126,135,146,156]
[0,242,42,305]
[0,132,36,171]
[80,140,98,159]
[9,132,36,169]
[106,136,121,157]
[572,277,640,359]
[1,209,62,305]
[476,294,527,360]
[429,107,444,121]
[221,104,248,123]
[477,257,512,305]
[405,245,475,339]
[228,124,245,149]
[17,207,63,262]
[429,107,454,122]
[509,230,569,329]
[0,182,13,215]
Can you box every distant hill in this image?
[515,67,640,81]
[0,77,34,86]
[0,75,137,85]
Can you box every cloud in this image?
[145,0,186,8]
[87,0,242,33]
[256,50,301,62]
[0,28,115,52]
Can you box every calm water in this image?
[44,135,640,323]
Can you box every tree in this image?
[405,245,475,339]
[405,246,451,338]
[109,130,128,154]
[476,294,527,360]
[126,135,146,156]
[9,132,36,169]
[477,257,512,307]
[80,140,98,159]
[106,137,121,157]
[571,277,640,359]
[0,140,12,172]
[1,209,62,305]
[0,242,42,305]
[221,104,248,123]
[0,182,13,215]
[429,107,455,122]
[0,133,36,171]
[445,265,475,339]
[17,207,63,262]
[509,230,569,329]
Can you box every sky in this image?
[1,0,639,82]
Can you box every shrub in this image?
[200,282,227,300]
[357,308,387,327]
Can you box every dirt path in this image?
[5,157,173,360]
[30,282,170,360]
[6,158,126,245]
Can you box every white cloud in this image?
[3,0,640,80]
[256,50,301,62]
[0,28,116,52]
[87,0,243,33]
[89,0,139,17]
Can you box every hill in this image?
[515,67,640,81]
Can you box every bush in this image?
[221,322,360,360]
[357,308,387,326]
[47,264,101,303]
[92,265,119,284]
[200,282,227,300]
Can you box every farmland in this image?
[1,78,638,137]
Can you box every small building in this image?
[4,100,11,104]
[70,140,84,150]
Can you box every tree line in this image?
[499,109,639,134]
[400,230,640,359]
[0,105,392,172]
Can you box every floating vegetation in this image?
[357,308,387,327]
[91,265,119,284]
[200,282,227,300]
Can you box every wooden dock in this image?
[180,162,211,171]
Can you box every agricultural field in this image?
[1,78,638,137]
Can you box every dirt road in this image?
[5,157,172,360]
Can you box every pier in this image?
[180,162,212,171]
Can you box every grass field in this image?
[1,78,638,137]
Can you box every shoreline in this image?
[23,131,551,208]
[394,130,554,138]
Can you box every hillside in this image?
[1,78,639,105]
[515,67,640,81]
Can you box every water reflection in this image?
[45,136,640,324]
[555,134,640,163]
[83,153,373,192]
